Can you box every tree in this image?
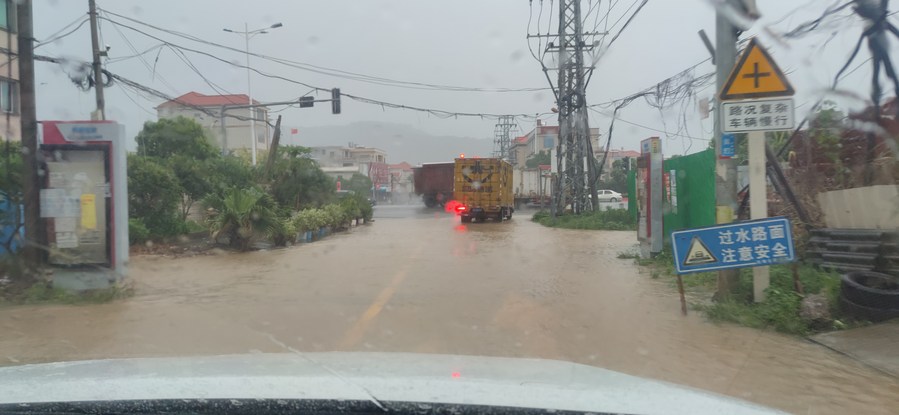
[344,173,372,197]
[526,151,551,168]
[266,146,335,210]
[135,116,219,160]
[134,117,222,219]
[604,157,629,193]
[127,155,184,239]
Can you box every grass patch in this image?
[4,281,134,306]
[632,247,851,336]
[694,265,846,335]
[616,252,639,259]
[532,209,635,230]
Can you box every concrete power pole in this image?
[17,0,42,267]
[493,115,516,160]
[88,0,105,120]
[713,0,759,297]
[551,0,598,215]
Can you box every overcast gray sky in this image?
[32,0,893,156]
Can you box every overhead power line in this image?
[36,15,90,48]
[98,8,550,94]
[24,49,552,122]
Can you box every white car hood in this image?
[0,352,782,415]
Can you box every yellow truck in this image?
[453,158,514,223]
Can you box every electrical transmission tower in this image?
[529,0,601,216]
[493,115,517,160]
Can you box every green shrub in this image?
[323,204,348,229]
[203,187,280,251]
[127,155,185,240]
[269,215,297,247]
[340,196,363,220]
[128,218,150,246]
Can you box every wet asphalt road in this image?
[1,203,898,414]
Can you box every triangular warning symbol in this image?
[719,38,794,100]
[683,237,718,266]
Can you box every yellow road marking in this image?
[337,248,420,349]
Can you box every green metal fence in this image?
[627,149,716,246]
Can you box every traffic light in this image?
[331,88,341,114]
[299,96,314,108]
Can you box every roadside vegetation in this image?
[532,208,635,230]
[128,117,372,250]
[0,117,373,302]
[635,250,857,336]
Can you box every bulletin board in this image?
[40,146,111,266]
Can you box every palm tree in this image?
[204,187,280,251]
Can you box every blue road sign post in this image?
[671,217,796,274]
[720,134,735,158]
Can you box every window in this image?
[543,136,553,148]
[0,0,15,32]
[1,79,18,114]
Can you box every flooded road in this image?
[2,204,898,414]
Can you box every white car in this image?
[597,190,623,202]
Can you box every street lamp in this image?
[223,22,283,166]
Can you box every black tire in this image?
[610,197,619,202]
[840,271,899,309]
[839,295,899,322]
[461,215,472,223]
[424,197,437,208]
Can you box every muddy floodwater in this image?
[2,204,898,414]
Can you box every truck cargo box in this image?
[412,162,455,207]
[453,158,514,223]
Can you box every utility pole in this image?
[713,1,741,298]
[17,0,42,268]
[88,0,105,120]
[550,0,598,215]
[492,115,516,160]
[712,0,760,298]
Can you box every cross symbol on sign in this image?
[742,62,771,88]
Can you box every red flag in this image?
[291,128,298,135]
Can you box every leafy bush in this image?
[323,204,348,229]
[340,196,363,220]
[269,215,297,247]
[128,218,150,246]
[203,187,280,251]
[127,155,185,240]
[293,208,329,234]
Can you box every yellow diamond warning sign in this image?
[683,237,717,266]
[719,38,794,100]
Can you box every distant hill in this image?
[281,121,493,165]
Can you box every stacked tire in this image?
[840,271,899,322]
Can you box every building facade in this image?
[0,1,19,142]
[156,92,271,153]
[388,162,414,199]
[312,144,390,198]
[509,121,600,169]
[310,144,387,167]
